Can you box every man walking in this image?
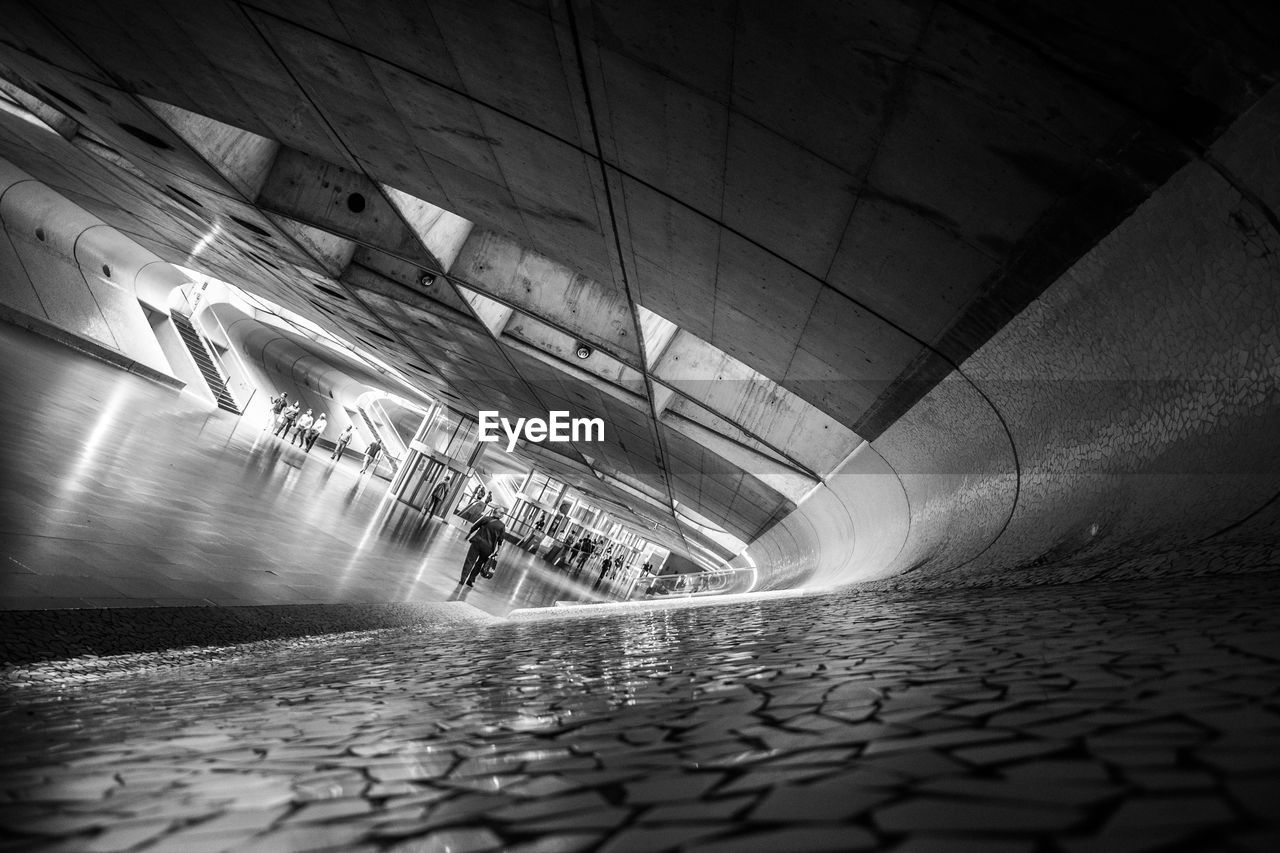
[360,437,383,474]
[595,554,613,588]
[575,536,595,573]
[460,507,506,587]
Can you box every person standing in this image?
[426,474,451,517]
[274,401,300,437]
[330,424,353,460]
[560,536,580,569]
[304,414,327,453]
[290,409,314,446]
[266,392,288,430]
[575,536,595,573]
[460,507,506,587]
[595,554,613,588]
[360,437,383,474]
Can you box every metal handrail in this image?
[632,566,756,599]
[192,307,257,414]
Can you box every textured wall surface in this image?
[750,88,1280,591]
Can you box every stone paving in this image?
[2,574,1279,852]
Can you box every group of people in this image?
[266,392,383,473]
[546,534,598,572]
[451,486,651,595]
[593,548,636,588]
[267,391,511,591]
[269,393,326,452]
[539,533,634,589]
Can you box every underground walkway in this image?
[1,321,1279,850]
[2,2,1279,848]
[0,321,621,625]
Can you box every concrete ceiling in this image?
[1,0,1277,565]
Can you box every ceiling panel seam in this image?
[223,2,948,367]
[221,9,466,392]
[563,0,691,554]
[818,1,937,287]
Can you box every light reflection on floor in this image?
[0,322,623,617]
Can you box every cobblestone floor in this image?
[3,575,1279,852]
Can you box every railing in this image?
[508,525,756,600]
[628,566,757,599]
[191,308,257,415]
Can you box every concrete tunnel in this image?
[0,2,1279,850]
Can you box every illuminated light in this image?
[0,95,60,135]
[64,384,129,493]
[335,488,397,589]
[186,223,224,264]
[506,571,528,605]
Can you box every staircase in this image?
[171,312,241,414]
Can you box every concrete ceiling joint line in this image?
[104,31,450,391]
[703,0,743,349]
[265,238,439,396]
[248,178,449,392]
[650,329,859,477]
[820,0,937,287]
[428,271,611,490]
[937,0,1231,156]
[772,0,939,394]
[139,97,282,201]
[379,185,475,273]
[662,413,818,502]
[0,71,78,139]
[448,233,643,368]
[172,67,463,391]
[657,381,827,481]
[563,0,693,555]
[11,0,1023,434]
[269,113,633,486]
[497,334,647,412]
[46,0,960,450]
[661,403,822,483]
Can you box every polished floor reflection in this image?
[0,323,619,618]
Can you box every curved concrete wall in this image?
[0,159,194,387]
[746,88,1280,591]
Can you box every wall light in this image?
[575,343,592,360]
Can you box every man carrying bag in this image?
[460,507,506,587]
